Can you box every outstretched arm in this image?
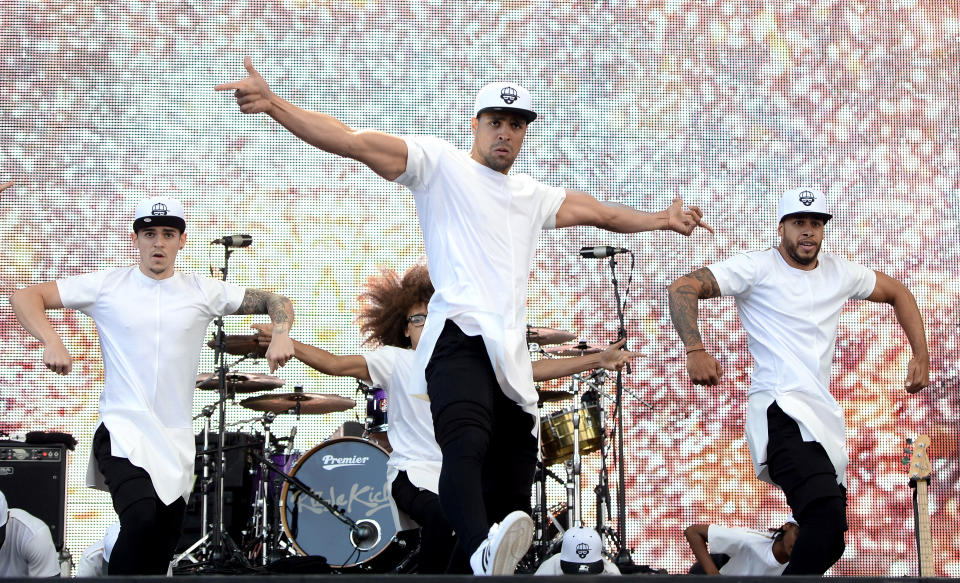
[0,181,13,193]
[668,268,724,385]
[215,57,408,181]
[251,323,371,383]
[234,289,296,373]
[9,282,73,375]
[684,524,721,575]
[555,191,714,235]
[864,271,930,393]
[531,339,640,381]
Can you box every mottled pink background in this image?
[1,0,957,575]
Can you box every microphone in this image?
[211,234,252,248]
[350,519,381,551]
[579,246,630,258]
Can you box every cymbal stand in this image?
[565,372,585,528]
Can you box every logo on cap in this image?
[500,87,518,104]
[152,203,169,216]
[576,542,590,559]
[799,190,815,206]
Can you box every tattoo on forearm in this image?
[236,289,292,332]
[668,268,721,348]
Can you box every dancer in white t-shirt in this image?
[253,264,640,573]
[10,197,296,575]
[216,58,712,575]
[0,490,59,578]
[667,187,929,574]
[684,519,798,576]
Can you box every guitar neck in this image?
[913,478,934,577]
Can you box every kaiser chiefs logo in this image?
[576,542,590,559]
[500,86,518,104]
[151,202,169,216]
[798,190,815,206]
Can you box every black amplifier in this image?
[0,443,68,550]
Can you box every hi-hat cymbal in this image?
[527,326,576,346]
[240,393,355,415]
[544,342,604,357]
[207,335,266,357]
[537,390,573,404]
[196,372,284,393]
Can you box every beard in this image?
[480,147,516,173]
[782,237,821,266]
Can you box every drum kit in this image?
[176,332,414,573]
[176,323,639,574]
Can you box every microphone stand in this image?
[607,252,636,570]
[204,245,251,570]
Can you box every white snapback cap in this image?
[777,187,832,223]
[133,197,186,232]
[559,526,604,574]
[474,82,537,123]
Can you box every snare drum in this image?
[539,403,603,466]
[280,437,404,570]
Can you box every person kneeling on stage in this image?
[684,518,799,575]
[75,522,120,578]
[0,490,60,578]
[253,264,639,574]
[10,197,296,575]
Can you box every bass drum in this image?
[280,437,405,570]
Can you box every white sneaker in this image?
[469,510,534,575]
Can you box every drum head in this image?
[281,437,398,568]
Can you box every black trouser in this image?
[426,320,538,556]
[765,402,847,575]
[93,425,186,575]
[391,470,470,574]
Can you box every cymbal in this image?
[537,390,573,404]
[544,342,604,357]
[207,334,266,357]
[196,372,284,393]
[527,326,576,346]
[240,393,356,415]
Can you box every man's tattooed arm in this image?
[235,289,294,333]
[667,267,721,349]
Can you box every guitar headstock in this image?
[903,434,932,481]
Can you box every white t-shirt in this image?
[0,509,60,577]
[707,524,787,576]
[75,542,106,577]
[363,346,442,494]
[707,249,876,485]
[394,136,566,416]
[57,267,246,504]
[75,522,119,577]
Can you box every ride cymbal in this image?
[207,334,266,357]
[195,372,284,393]
[526,326,576,346]
[239,393,355,415]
